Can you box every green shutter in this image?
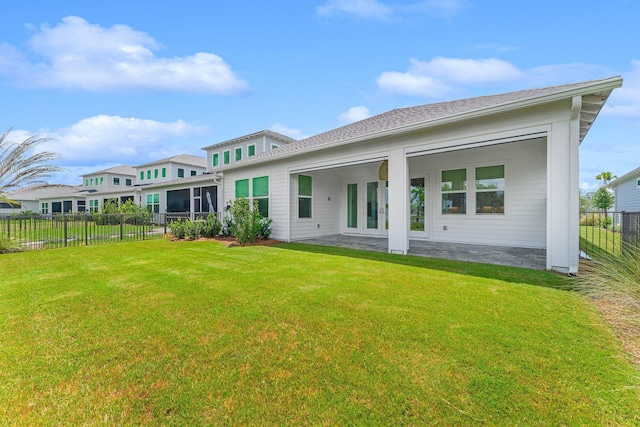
[213,153,219,167]
[235,148,242,161]
[235,179,249,198]
[252,176,269,197]
[140,171,144,180]
[248,145,255,156]
[147,170,151,179]
[162,168,166,178]
[224,151,230,164]
[299,175,312,196]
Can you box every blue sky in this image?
[1,0,638,189]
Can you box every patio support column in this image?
[546,96,581,273]
[388,148,409,255]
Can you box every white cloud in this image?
[317,0,466,20]
[338,106,371,123]
[270,123,308,140]
[377,56,522,97]
[29,115,209,166]
[375,56,619,99]
[0,16,248,94]
[317,0,391,20]
[603,60,640,123]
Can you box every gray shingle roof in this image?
[136,154,207,168]
[81,165,136,177]
[201,130,297,150]
[227,77,621,168]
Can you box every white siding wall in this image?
[416,138,547,248]
[615,177,640,212]
[289,171,342,239]
[223,163,290,240]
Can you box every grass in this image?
[580,225,622,256]
[1,239,639,425]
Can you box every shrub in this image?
[169,219,187,239]
[257,217,273,239]
[229,198,262,245]
[186,219,204,240]
[221,215,235,237]
[0,236,23,254]
[577,241,640,309]
[201,214,222,238]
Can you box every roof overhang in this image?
[220,77,623,172]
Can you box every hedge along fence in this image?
[580,211,640,256]
[0,212,219,251]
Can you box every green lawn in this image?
[580,225,622,255]
[1,240,639,425]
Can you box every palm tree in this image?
[0,128,62,206]
[596,171,617,187]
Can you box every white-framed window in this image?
[475,165,505,214]
[126,178,132,186]
[235,147,242,162]
[298,175,312,219]
[113,177,120,186]
[146,193,160,213]
[234,176,269,217]
[223,150,231,164]
[441,169,467,214]
[178,168,184,178]
[271,143,280,150]
[41,202,49,214]
[89,200,99,213]
[212,152,219,167]
[247,144,256,157]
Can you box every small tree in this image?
[592,187,614,228]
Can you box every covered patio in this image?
[295,235,547,270]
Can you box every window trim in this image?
[223,150,231,165]
[161,167,166,178]
[212,152,219,168]
[235,147,242,162]
[234,176,270,218]
[178,168,185,178]
[247,144,256,157]
[298,175,312,219]
[441,168,467,215]
[475,164,505,215]
[113,177,120,186]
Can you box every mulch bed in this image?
[167,235,282,247]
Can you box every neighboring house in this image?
[610,167,640,212]
[215,77,622,274]
[203,130,296,171]
[1,185,84,214]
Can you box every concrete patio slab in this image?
[294,235,547,270]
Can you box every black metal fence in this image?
[580,211,640,256]
[0,212,223,251]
